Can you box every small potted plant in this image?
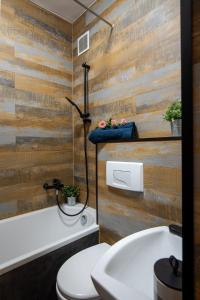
[163,101,182,136]
[63,185,80,206]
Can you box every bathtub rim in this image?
[0,205,99,276]
[0,204,95,224]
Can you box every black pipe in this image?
[82,62,90,70]
[43,63,91,217]
[82,63,90,117]
[54,120,89,217]
[65,63,91,123]
[43,120,89,217]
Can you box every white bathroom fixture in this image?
[56,243,110,300]
[106,161,144,192]
[0,204,98,276]
[78,31,90,56]
[91,226,182,300]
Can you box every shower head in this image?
[65,97,83,118]
[65,96,91,123]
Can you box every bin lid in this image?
[154,255,182,291]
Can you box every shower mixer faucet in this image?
[43,179,64,191]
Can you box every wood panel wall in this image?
[73,0,181,138]
[73,0,182,242]
[193,0,200,298]
[0,0,183,248]
[98,141,181,244]
[0,0,73,219]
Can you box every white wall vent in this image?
[77,31,90,56]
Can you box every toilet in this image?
[56,243,110,300]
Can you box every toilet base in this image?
[56,283,101,300]
[56,244,109,300]
[56,284,70,300]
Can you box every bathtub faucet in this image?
[43,179,64,191]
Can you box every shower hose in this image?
[55,121,89,217]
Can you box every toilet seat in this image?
[56,243,110,300]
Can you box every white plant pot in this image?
[170,119,182,137]
[67,197,76,206]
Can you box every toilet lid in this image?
[57,243,110,300]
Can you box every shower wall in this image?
[97,141,181,244]
[73,0,182,243]
[0,0,73,219]
[0,0,182,240]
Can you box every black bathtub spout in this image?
[43,179,64,191]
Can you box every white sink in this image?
[91,226,182,300]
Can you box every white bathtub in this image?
[0,204,99,276]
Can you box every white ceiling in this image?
[31,0,96,23]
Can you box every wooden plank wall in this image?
[0,0,73,219]
[73,0,182,243]
[98,141,181,244]
[193,0,200,298]
[73,0,181,139]
[0,0,183,245]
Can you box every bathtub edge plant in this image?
[63,185,80,199]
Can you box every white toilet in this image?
[56,243,110,300]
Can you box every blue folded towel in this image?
[88,122,136,144]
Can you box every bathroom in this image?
[0,0,198,299]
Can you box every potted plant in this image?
[63,185,80,206]
[163,101,182,136]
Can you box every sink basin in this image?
[91,226,182,300]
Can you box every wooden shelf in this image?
[95,136,182,144]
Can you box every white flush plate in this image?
[106,161,144,192]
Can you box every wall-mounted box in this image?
[106,161,144,192]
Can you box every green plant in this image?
[163,101,182,122]
[63,185,80,198]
